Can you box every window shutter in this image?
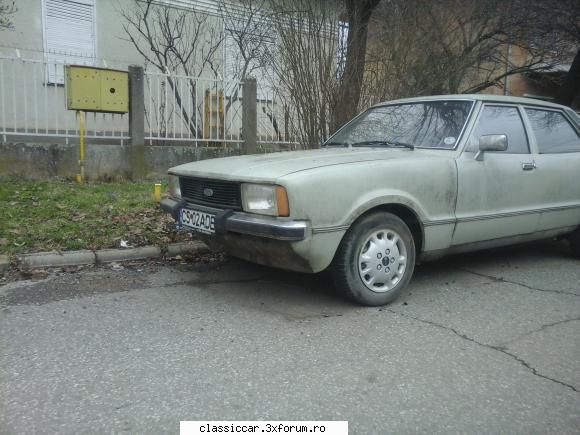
[44,0,96,83]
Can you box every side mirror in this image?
[475,134,508,161]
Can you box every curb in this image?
[4,241,209,271]
[20,250,96,268]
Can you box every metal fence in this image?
[144,70,245,147]
[144,70,301,149]
[256,85,300,150]
[0,54,301,150]
[0,55,129,143]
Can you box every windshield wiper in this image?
[352,140,415,150]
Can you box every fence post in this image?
[128,65,146,179]
[242,78,257,154]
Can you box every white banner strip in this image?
[181,421,348,435]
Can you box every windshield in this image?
[325,100,474,149]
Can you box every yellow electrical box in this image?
[66,65,129,113]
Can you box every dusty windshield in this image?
[326,100,474,149]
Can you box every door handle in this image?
[522,162,536,171]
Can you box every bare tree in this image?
[225,0,384,147]
[364,0,576,103]
[119,0,382,148]
[120,0,224,138]
[0,0,16,31]
[269,0,343,147]
[218,0,278,132]
[557,49,580,106]
[219,0,275,83]
[332,0,381,131]
[122,0,284,143]
[514,0,580,106]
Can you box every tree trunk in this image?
[331,0,380,132]
[555,48,580,107]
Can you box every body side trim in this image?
[314,203,580,232]
[456,203,580,223]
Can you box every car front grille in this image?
[179,177,242,210]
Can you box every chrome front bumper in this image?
[160,197,309,241]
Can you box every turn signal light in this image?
[276,186,290,217]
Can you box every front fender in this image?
[279,157,458,261]
[281,158,457,229]
[342,192,430,229]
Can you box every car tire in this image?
[332,212,416,306]
[570,229,580,258]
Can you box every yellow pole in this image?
[76,110,85,183]
[154,183,162,203]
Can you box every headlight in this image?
[168,174,181,198]
[241,184,289,217]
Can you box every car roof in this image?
[371,94,568,110]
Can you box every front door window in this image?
[469,105,529,154]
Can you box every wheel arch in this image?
[347,203,425,255]
[329,202,421,305]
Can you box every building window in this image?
[42,0,96,84]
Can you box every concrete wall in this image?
[0,142,241,181]
[1,0,45,58]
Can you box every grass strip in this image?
[0,180,189,255]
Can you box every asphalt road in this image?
[1,240,579,434]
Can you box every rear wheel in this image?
[332,212,416,306]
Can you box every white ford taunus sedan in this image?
[161,95,580,306]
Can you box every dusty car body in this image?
[161,95,580,305]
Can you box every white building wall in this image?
[0,0,325,145]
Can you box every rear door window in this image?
[525,108,580,153]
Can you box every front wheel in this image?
[570,228,580,258]
[332,212,416,306]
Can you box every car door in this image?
[452,104,540,245]
[522,107,580,232]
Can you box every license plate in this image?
[180,208,215,235]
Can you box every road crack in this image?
[499,316,580,347]
[387,309,579,393]
[456,267,579,297]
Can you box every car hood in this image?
[169,147,453,182]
